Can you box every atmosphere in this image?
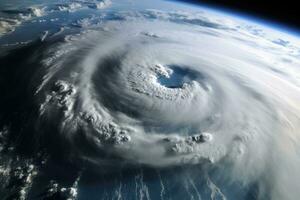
[178,0,300,32]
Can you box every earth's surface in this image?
[1,0,300,200]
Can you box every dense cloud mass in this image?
[1,1,300,200]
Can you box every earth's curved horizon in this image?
[1,1,300,200]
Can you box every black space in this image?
[180,0,300,32]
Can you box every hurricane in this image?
[1,1,300,200]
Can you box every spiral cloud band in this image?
[37,20,300,198]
